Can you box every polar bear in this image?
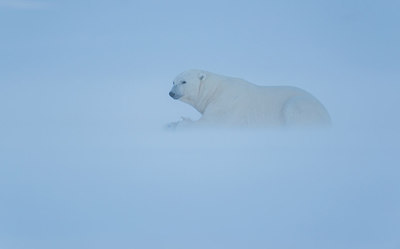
[168,69,331,129]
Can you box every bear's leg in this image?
[165,117,195,130]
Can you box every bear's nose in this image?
[169,91,175,98]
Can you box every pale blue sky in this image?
[1,0,399,84]
[0,1,399,249]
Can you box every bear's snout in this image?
[169,89,182,99]
[169,85,183,99]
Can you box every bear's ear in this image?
[198,72,206,81]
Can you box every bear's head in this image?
[169,70,207,104]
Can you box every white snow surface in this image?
[0,79,399,249]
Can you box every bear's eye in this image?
[181,81,186,84]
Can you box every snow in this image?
[0,79,399,249]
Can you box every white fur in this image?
[168,70,331,128]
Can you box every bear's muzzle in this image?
[169,91,176,98]
[169,90,182,99]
